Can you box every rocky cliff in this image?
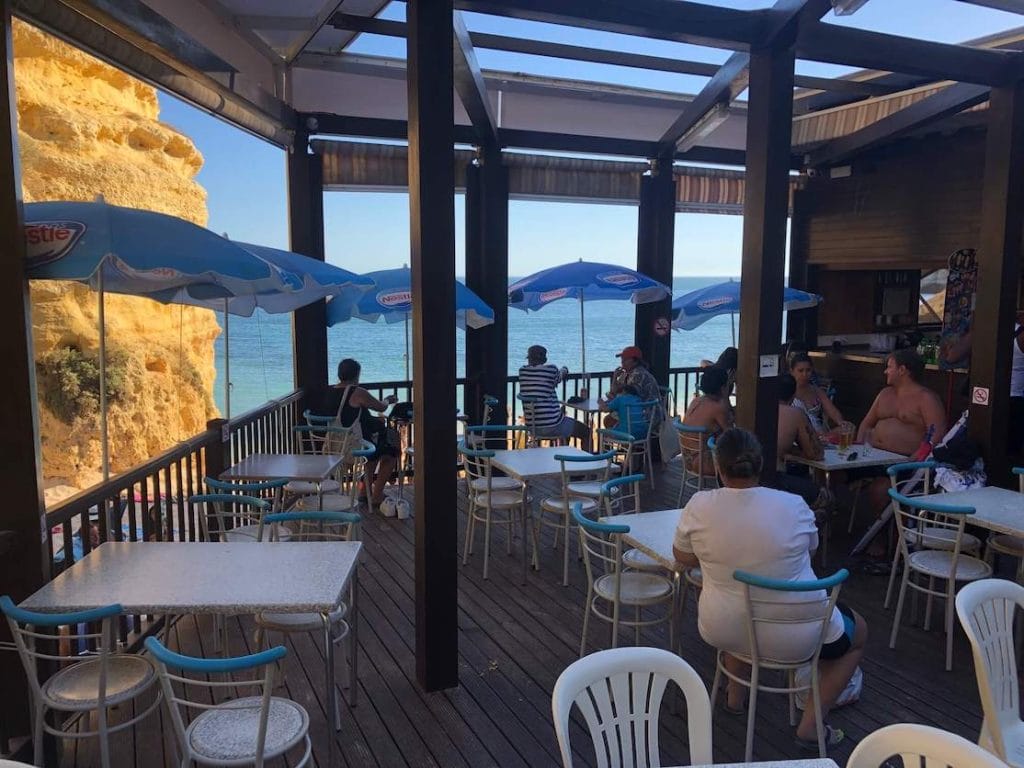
[13,20,221,497]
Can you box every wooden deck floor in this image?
[60,462,990,767]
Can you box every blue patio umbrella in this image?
[325,266,495,380]
[671,279,822,344]
[24,200,305,475]
[508,260,671,372]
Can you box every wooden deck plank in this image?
[59,461,989,767]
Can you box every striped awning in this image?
[313,139,760,215]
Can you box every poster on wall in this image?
[938,248,978,371]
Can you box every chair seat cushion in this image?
[565,481,610,498]
[44,655,155,709]
[295,493,357,512]
[256,604,348,633]
[907,549,993,581]
[476,490,526,508]
[594,572,673,604]
[285,479,341,496]
[917,527,981,553]
[989,534,1024,557]
[187,696,309,761]
[469,476,521,492]
[622,548,664,572]
[541,496,598,514]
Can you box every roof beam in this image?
[452,11,500,147]
[657,51,748,153]
[796,22,1024,85]
[329,12,899,98]
[807,82,990,167]
[954,0,1024,12]
[282,0,347,62]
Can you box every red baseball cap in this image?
[616,346,643,360]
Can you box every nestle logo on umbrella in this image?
[697,296,733,311]
[24,220,86,267]
[540,288,569,303]
[597,272,639,287]
[378,290,412,308]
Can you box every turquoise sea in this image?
[213,276,774,416]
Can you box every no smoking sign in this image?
[972,387,990,406]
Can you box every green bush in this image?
[37,346,129,422]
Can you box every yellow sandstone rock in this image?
[13,20,221,497]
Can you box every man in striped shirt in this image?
[519,345,591,450]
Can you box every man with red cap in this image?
[605,345,662,428]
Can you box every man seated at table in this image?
[606,346,662,429]
[777,373,832,514]
[519,345,591,450]
[599,385,649,439]
[854,348,948,556]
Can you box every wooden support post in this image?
[736,41,796,481]
[786,185,817,344]
[0,0,48,744]
[408,0,459,691]
[465,148,509,425]
[288,132,328,396]
[634,153,675,386]
[969,81,1024,483]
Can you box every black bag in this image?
[932,429,980,471]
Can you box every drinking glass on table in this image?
[837,422,855,455]
[862,427,874,458]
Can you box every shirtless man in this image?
[855,349,947,555]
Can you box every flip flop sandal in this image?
[795,724,844,752]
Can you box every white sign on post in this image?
[972,387,990,406]
[759,355,779,378]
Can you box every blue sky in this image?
[155,0,1021,277]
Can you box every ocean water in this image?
[213,276,776,416]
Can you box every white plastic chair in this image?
[711,568,849,761]
[551,646,712,768]
[887,489,992,671]
[846,722,1007,768]
[956,578,1024,766]
[0,597,161,768]
[146,637,311,768]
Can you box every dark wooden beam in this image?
[0,0,47,744]
[464,149,509,425]
[736,41,796,483]
[452,11,499,147]
[807,83,991,167]
[797,22,1024,85]
[794,72,930,113]
[634,154,676,386]
[287,133,328,394]
[760,0,833,42]
[969,81,1024,482]
[454,0,769,50]
[658,51,748,153]
[329,12,894,98]
[786,185,817,344]
[407,0,459,692]
[955,0,1024,12]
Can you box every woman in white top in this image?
[672,427,866,750]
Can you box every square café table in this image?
[21,541,361,767]
[490,446,608,581]
[601,507,681,572]
[220,452,345,505]
[916,485,1024,539]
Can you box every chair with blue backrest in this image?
[883,461,981,609]
[621,398,659,486]
[551,646,712,768]
[1,597,161,768]
[290,423,358,498]
[145,637,311,768]
[459,441,532,580]
[203,476,288,513]
[254,511,360,730]
[518,393,563,448]
[888,489,992,671]
[674,421,718,506]
[465,423,529,452]
[191,493,271,544]
[294,440,375,514]
[710,568,849,761]
[573,499,675,657]
[956,578,1024,766]
[538,451,617,586]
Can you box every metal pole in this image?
[579,293,587,374]
[224,298,231,419]
[731,312,736,347]
[98,270,109,480]
[405,314,410,382]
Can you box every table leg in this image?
[349,572,359,707]
[321,611,338,768]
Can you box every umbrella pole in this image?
[98,272,109,481]
[579,293,587,374]
[404,314,410,383]
[224,298,231,420]
[731,313,736,347]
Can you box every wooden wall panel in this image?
[805,131,986,270]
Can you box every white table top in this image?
[490,446,607,480]
[787,446,906,472]
[21,541,362,615]
[220,453,344,482]
[562,397,602,413]
[601,508,681,570]
[681,760,838,768]
[916,485,1024,537]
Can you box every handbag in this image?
[659,406,679,464]
[330,385,363,457]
